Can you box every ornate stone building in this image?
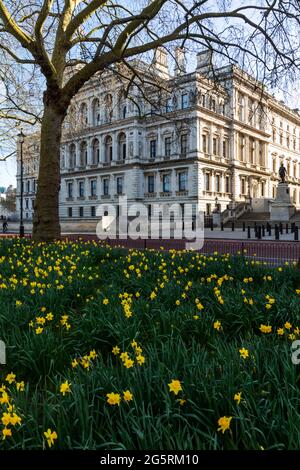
[17,49,300,224]
[16,133,39,220]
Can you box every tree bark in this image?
[32,97,65,241]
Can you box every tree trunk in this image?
[32,99,65,241]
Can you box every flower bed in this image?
[0,239,299,449]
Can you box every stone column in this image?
[87,138,93,166]
[230,131,236,163]
[75,141,80,168]
[244,135,249,164]
[99,135,105,163]
[210,171,215,194]
[156,171,160,195]
[133,127,139,159]
[219,128,224,157]
[244,96,249,124]
[220,172,224,194]
[155,130,161,159]
[88,98,93,126]
[198,120,202,155]
[210,124,214,155]
[171,169,176,194]
[112,133,118,161]
[60,144,66,170]
[254,140,259,165]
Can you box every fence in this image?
[94,237,300,265]
[1,233,299,265]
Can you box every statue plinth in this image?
[270,182,295,221]
[212,210,221,227]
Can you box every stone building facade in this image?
[16,133,39,220]
[17,49,300,223]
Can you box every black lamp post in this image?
[18,129,25,238]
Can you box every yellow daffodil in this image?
[168,379,182,395]
[239,348,249,359]
[106,392,121,406]
[123,390,133,402]
[44,428,58,448]
[217,416,232,434]
[234,392,242,405]
[60,381,71,396]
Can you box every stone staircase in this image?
[230,211,300,229]
[289,211,300,223]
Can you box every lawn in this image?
[0,238,299,450]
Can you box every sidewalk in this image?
[2,222,299,242]
[204,227,298,241]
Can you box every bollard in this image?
[279,223,283,235]
[295,226,299,241]
[275,225,279,240]
[231,221,235,231]
[210,219,214,231]
[268,225,272,236]
[262,225,265,237]
[286,223,289,234]
[247,226,251,239]
[242,222,246,232]
[257,226,262,240]
[291,222,295,233]
[221,222,224,231]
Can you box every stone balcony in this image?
[176,190,189,197]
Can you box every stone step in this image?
[238,212,270,220]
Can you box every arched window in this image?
[80,141,87,167]
[118,132,126,160]
[92,98,100,126]
[104,94,113,122]
[104,136,113,162]
[123,106,127,119]
[69,143,76,168]
[80,102,88,126]
[92,138,100,164]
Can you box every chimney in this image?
[152,47,169,79]
[174,47,186,76]
[196,50,213,74]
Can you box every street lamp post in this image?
[18,129,25,238]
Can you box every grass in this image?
[0,238,299,449]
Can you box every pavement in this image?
[1,222,298,242]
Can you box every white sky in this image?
[0,158,17,188]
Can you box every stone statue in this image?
[279,162,287,183]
